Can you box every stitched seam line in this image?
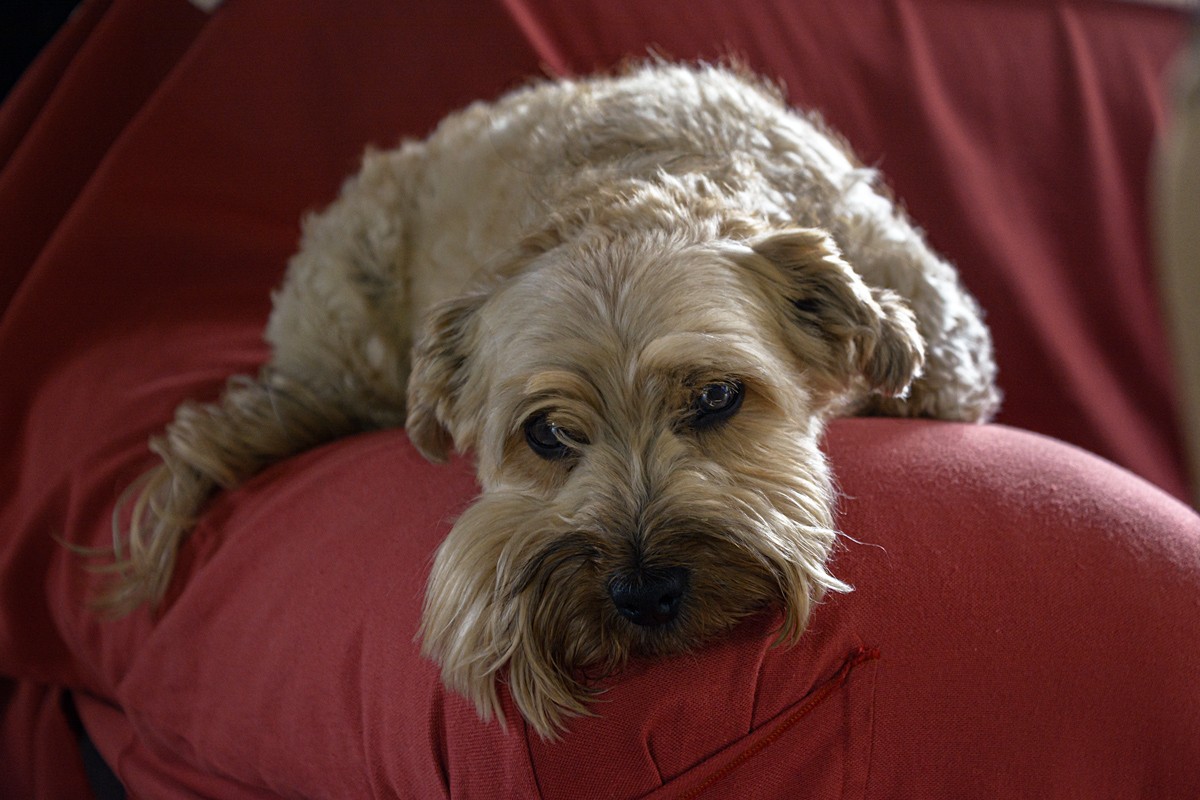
[677,645,881,800]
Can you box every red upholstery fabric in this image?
[0,0,207,313]
[12,421,1200,798]
[2,0,1198,796]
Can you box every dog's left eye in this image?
[691,380,744,428]
[524,413,583,461]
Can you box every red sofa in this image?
[3,0,1198,796]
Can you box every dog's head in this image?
[408,225,923,737]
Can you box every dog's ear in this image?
[406,291,487,462]
[750,228,925,399]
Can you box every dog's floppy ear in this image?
[406,291,487,462]
[751,228,925,399]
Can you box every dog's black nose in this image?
[609,566,689,627]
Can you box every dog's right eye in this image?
[524,413,580,461]
[691,379,744,429]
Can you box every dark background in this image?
[2,1,81,100]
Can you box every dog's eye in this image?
[524,413,582,461]
[692,380,744,428]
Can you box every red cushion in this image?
[2,0,1199,796]
[33,421,1200,797]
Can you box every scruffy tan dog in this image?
[109,62,999,737]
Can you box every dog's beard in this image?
[418,448,848,738]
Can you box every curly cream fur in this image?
[109,62,999,735]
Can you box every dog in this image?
[107,62,1000,738]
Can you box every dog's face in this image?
[407,226,923,737]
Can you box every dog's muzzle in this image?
[608,566,689,627]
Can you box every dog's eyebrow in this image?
[521,370,599,402]
[638,332,776,382]
[506,370,601,439]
